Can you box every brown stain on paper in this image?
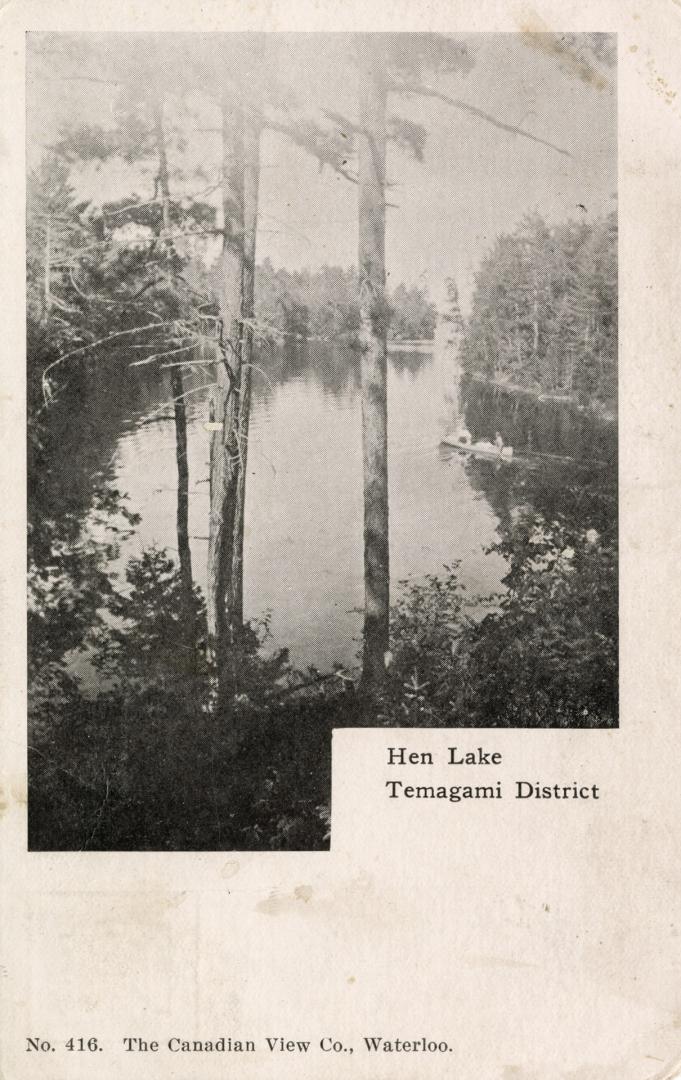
[0,779,27,819]
[256,885,314,915]
[642,52,678,107]
[517,10,610,91]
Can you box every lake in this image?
[101,339,616,673]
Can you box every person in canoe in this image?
[474,432,502,453]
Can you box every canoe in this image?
[440,438,514,460]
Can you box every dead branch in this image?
[391,81,571,157]
[129,343,198,368]
[264,117,359,185]
[135,382,218,426]
[41,320,179,403]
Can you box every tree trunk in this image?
[357,38,390,691]
[44,219,52,318]
[152,100,193,609]
[532,272,539,358]
[206,97,244,705]
[171,369,193,605]
[229,118,261,637]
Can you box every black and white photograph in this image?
[27,31,618,851]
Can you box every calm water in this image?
[105,341,616,671]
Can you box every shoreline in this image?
[466,373,617,423]
[387,339,435,353]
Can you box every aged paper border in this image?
[2,2,681,1078]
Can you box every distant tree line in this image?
[193,258,438,344]
[458,211,617,406]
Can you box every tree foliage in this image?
[245,259,437,343]
[459,211,617,406]
[375,511,616,729]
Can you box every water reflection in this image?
[456,379,617,537]
[91,341,617,672]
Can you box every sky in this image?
[27,33,617,311]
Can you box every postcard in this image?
[2,3,680,1078]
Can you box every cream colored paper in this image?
[2,2,680,1078]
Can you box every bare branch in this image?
[129,343,198,368]
[135,382,218,426]
[48,292,81,316]
[101,182,221,220]
[41,320,178,403]
[321,109,362,137]
[391,82,571,157]
[38,74,123,86]
[264,117,359,185]
[47,225,223,269]
[68,266,166,325]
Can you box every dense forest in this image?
[194,260,437,343]
[458,211,617,408]
[27,33,617,851]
